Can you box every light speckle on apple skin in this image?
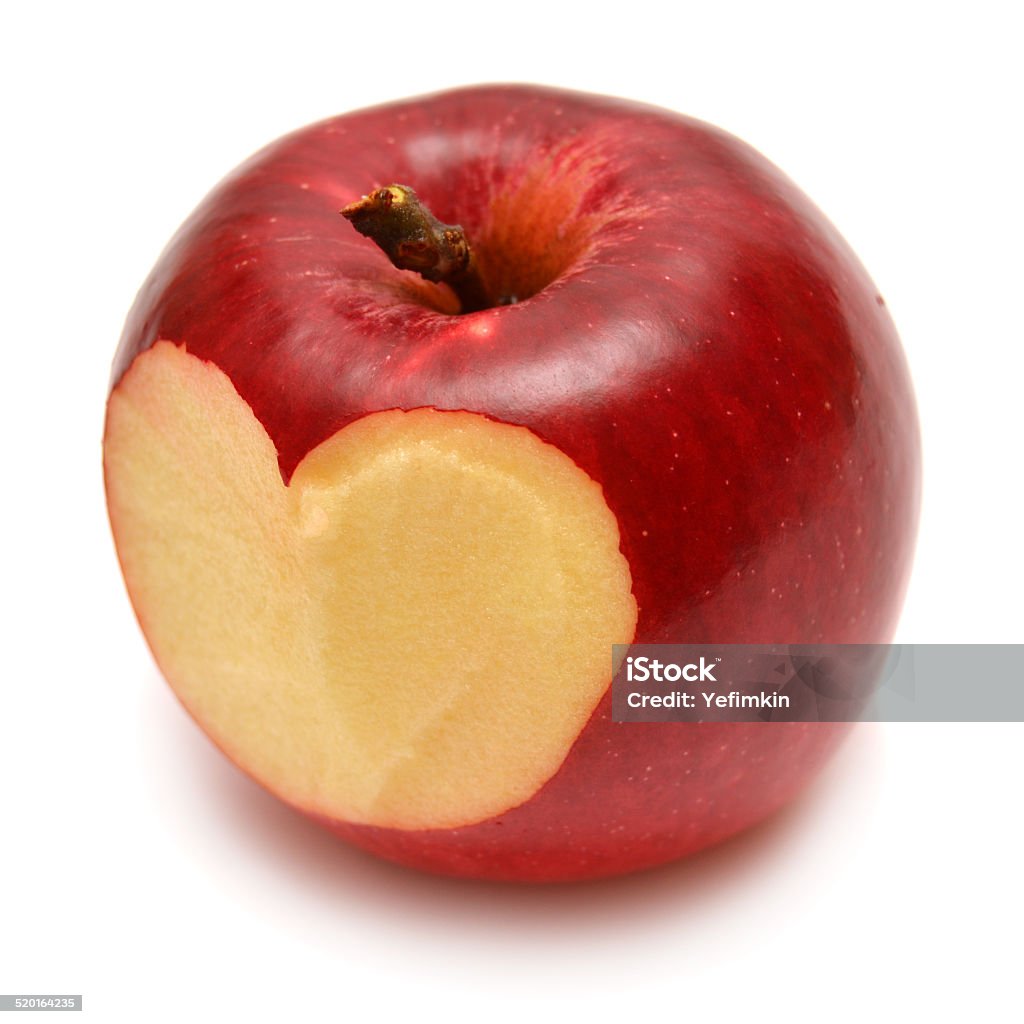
[111,84,920,882]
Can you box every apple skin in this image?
[109,84,920,882]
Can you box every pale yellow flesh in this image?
[104,342,637,829]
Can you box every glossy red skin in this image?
[111,85,920,882]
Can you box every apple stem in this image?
[341,185,491,312]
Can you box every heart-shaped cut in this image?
[104,341,637,829]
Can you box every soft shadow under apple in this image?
[139,669,886,947]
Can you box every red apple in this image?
[103,84,920,882]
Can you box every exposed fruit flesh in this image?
[104,341,637,829]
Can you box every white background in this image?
[2,2,1021,1021]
